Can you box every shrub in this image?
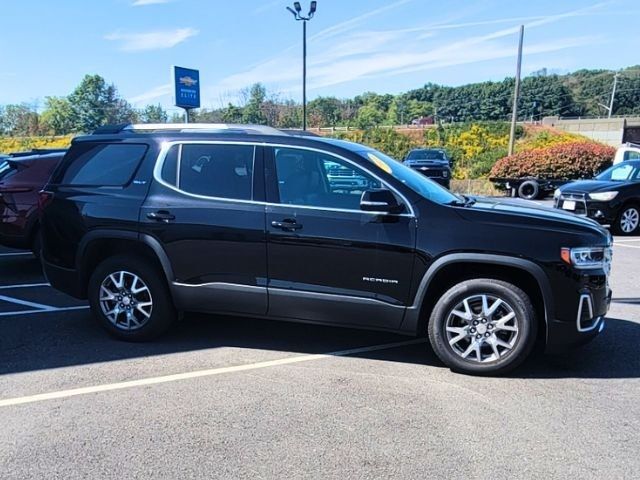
[333,128,421,160]
[0,135,73,154]
[490,142,615,180]
[518,128,588,151]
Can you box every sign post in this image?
[172,66,200,123]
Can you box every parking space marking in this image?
[0,283,50,290]
[0,338,427,408]
[615,243,640,249]
[0,252,32,257]
[0,294,57,311]
[0,305,89,318]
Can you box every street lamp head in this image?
[293,2,302,12]
[286,6,298,17]
[309,1,317,15]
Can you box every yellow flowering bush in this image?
[0,135,74,154]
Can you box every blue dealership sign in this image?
[173,66,200,109]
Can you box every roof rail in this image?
[624,142,640,149]
[116,123,286,136]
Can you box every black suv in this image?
[554,160,640,235]
[41,124,612,375]
[403,148,451,188]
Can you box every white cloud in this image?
[105,28,198,52]
[132,0,171,6]
[211,2,608,98]
[129,83,172,105]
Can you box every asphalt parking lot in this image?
[0,232,638,479]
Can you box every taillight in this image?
[38,190,54,212]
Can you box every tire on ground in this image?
[517,180,540,200]
[428,278,537,376]
[88,254,176,341]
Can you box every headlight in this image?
[561,246,612,272]
[588,191,618,201]
[553,188,561,199]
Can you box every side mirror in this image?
[360,189,404,214]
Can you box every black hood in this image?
[559,179,623,194]
[454,196,608,238]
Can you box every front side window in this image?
[273,147,382,210]
[61,143,147,186]
[597,162,638,182]
[168,144,254,201]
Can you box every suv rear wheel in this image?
[428,279,537,375]
[88,254,176,341]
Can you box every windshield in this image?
[407,150,445,161]
[596,161,640,181]
[356,149,462,205]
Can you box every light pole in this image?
[287,1,317,130]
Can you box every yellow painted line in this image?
[0,338,426,408]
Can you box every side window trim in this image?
[154,141,257,203]
[265,145,414,216]
[153,141,414,216]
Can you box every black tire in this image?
[517,180,539,200]
[612,203,640,236]
[88,254,176,341]
[428,279,537,376]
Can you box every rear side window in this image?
[60,143,147,186]
[161,144,254,201]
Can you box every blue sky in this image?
[0,0,637,113]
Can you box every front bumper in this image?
[545,273,612,354]
[407,166,451,187]
[554,195,618,224]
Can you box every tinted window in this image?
[178,144,254,200]
[623,151,640,161]
[160,145,179,186]
[273,147,382,210]
[61,144,147,186]
[596,162,639,181]
[0,160,18,181]
[407,150,445,160]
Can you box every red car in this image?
[0,150,66,255]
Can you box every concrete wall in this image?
[542,116,640,146]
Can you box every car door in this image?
[140,141,268,316]
[264,145,417,330]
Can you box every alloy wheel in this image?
[620,207,639,233]
[99,271,153,331]
[445,294,519,363]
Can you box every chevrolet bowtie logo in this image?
[179,76,198,87]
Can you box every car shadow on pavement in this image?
[1,308,639,379]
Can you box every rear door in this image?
[264,145,417,330]
[140,141,268,315]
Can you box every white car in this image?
[613,142,640,164]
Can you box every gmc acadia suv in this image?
[41,124,612,375]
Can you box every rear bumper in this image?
[42,259,86,299]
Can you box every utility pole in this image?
[608,72,619,119]
[508,25,524,156]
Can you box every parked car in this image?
[403,148,451,188]
[613,142,640,165]
[554,160,640,235]
[41,124,612,376]
[0,150,66,255]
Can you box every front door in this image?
[265,146,416,330]
[140,142,268,315]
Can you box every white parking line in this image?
[0,305,89,318]
[0,252,32,257]
[0,294,56,311]
[0,338,427,408]
[615,243,640,249]
[614,238,640,243]
[0,282,50,290]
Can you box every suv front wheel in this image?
[88,254,176,341]
[428,279,537,375]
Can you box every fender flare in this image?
[76,230,175,284]
[400,253,553,338]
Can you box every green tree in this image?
[0,104,41,136]
[242,83,267,124]
[140,104,168,123]
[221,103,243,123]
[41,97,75,135]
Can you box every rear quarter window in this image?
[58,143,148,186]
